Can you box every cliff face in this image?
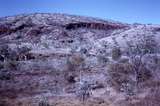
[0,13,160,106]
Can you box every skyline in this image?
[0,0,160,24]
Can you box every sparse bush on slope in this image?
[126,35,157,85]
[108,62,135,95]
[76,81,92,102]
[0,69,12,80]
[111,47,122,61]
[0,45,11,61]
[97,55,109,66]
[108,35,157,95]
[108,61,152,95]
[39,100,50,106]
[64,53,85,87]
[4,60,18,70]
[66,53,85,72]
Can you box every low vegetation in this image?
[38,100,50,106]
[76,81,92,102]
[111,47,122,60]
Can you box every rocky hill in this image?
[0,13,160,106]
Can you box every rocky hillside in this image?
[0,13,160,106]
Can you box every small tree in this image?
[125,35,157,90]
[76,81,92,102]
[108,62,134,93]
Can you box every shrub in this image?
[0,45,17,61]
[38,100,50,106]
[66,74,76,83]
[66,53,85,72]
[108,63,134,92]
[125,35,158,57]
[0,70,12,80]
[70,53,84,66]
[64,72,77,84]
[108,62,152,95]
[4,60,18,70]
[111,47,122,60]
[7,50,18,61]
[97,55,109,66]
[76,81,92,102]
[80,48,88,54]
[0,45,10,60]
[0,62,4,69]
[18,46,31,55]
[137,65,152,82]
[0,55,4,62]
